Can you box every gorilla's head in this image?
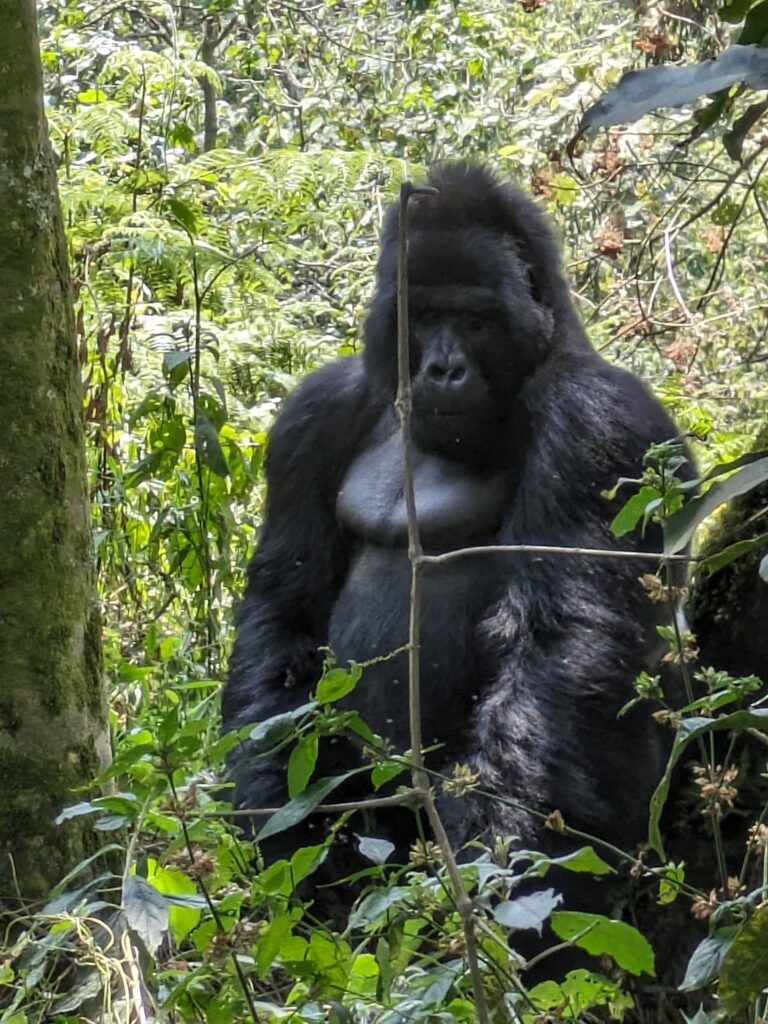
[363,162,587,461]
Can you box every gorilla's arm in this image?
[222,357,376,809]
[461,358,685,850]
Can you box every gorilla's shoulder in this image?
[528,351,679,445]
[267,356,380,472]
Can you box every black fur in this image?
[223,162,683,878]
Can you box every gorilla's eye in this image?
[463,311,491,333]
[412,308,441,329]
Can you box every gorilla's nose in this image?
[425,352,467,387]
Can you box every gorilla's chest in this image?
[331,432,509,748]
[336,431,509,550]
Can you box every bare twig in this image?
[218,789,419,818]
[663,229,692,320]
[420,543,698,567]
[394,182,490,1024]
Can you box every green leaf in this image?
[349,886,408,929]
[610,485,662,537]
[287,734,318,798]
[679,933,734,991]
[316,664,362,703]
[550,912,655,976]
[357,835,395,864]
[529,846,614,877]
[371,759,408,790]
[664,457,768,554]
[249,700,316,747]
[657,861,685,904]
[720,904,768,1012]
[168,197,202,236]
[649,707,768,856]
[494,889,562,934]
[702,531,768,574]
[122,876,169,957]
[257,912,294,975]
[195,414,229,478]
[738,0,768,44]
[55,801,97,824]
[77,87,106,103]
[162,351,192,385]
[257,771,357,841]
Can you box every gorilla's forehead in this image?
[406,227,528,292]
[409,284,505,314]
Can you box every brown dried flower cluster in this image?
[691,877,745,921]
[595,223,625,256]
[442,762,480,797]
[545,809,566,833]
[748,822,768,852]
[167,846,217,880]
[692,764,739,819]
[638,573,689,604]
[409,839,443,867]
[661,634,699,666]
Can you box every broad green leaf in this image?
[371,760,409,790]
[55,801,97,824]
[195,414,229,478]
[357,835,395,865]
[494,889,562,934]
[287,734,318,798]
[664,457,768,554]
[316,664,362,703]
[256,912,294,976]
[349,886,408,929]
[657,861,685,904]
[702,532,768,574]
[610,485,662,537]
[162,351,192,385]
[249,700,316,747]
[720,905,768,1012]
[122,876,169,957]
[550,912,655,976]
[168,197,202,236]
[580,45,768,132]
[257,771,357,841]
[529,846,614,877]
[147,860,202,944]
[679,933,734,991]
[290,843,327,885]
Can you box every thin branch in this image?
[420,543,699,567]
[217,789,419,818]
[394,182,490,1024]
[663,229,692,320]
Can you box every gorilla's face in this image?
[408,286,508,458]
[404,242,551,463]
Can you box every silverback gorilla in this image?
[222,162,683,873]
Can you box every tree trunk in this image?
[0,0,110,907]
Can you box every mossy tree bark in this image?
[0,0,110,908]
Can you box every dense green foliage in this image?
[3,0,768,1021]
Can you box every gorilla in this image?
[222,162,684,876]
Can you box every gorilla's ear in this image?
[497,185,581,339]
